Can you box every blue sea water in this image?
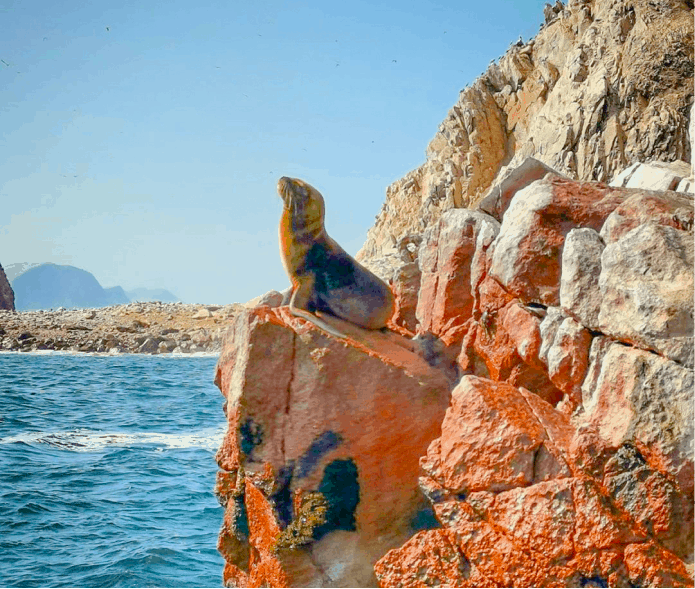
[0,352,227,588]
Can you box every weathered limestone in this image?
[488,176,628,306]
[560,228,604,329]
[609,160,692,191]
[581,342,694,495]
[358,0,694,262]
[478,157,563,221]
[363,168,693,587]
[215,166,694,586]
[392,374,695,587]
[598,222,694,367]
[600,189,694,244]
[378,374,693,587]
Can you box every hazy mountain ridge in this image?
[8,263,179,310]
[126,287,180,303]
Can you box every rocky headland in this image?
[0,262,15,311]
[212,0,694,587]
[0,302,242,355]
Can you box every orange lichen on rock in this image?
[214,305,452,587]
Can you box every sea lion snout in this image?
[277,176,320,211]
[277,176,291,194]
[277,176,292,205]
[277,176,305,208]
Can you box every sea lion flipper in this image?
[289,305,347,339]
[289,279,347,339]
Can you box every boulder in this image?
[416,210,499,340]
[245,290,285,309]
[214,306,451,587]
[560,228,604,329]
[600,189,694,244]
[374,529,494,588]
[387,234,423,334]
[677,177,694,194]
[421,376,571,495]
[388,374,693,588]
[478,157,564,221]
[580,342,694,495]
[598,222,694,367]
[609,160,692,192]
[539,313,592,408]
[138,336,163,354]
[489,175,629,306]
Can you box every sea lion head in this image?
[277,176,326,234]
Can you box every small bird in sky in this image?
[1,59,10,67]
[106,26,110,31]
[392,59,397,63]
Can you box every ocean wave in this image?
[0,426,226,453]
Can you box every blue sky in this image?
[1,0,546,303]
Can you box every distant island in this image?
[125,287,180,303]
[9,263,180,311]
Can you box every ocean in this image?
[0,352,227,588]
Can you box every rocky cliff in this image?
[357,0,693,262]
[214,169,694,587]
[213,0,694,586]
[0,262,15,311]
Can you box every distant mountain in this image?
[11,264,130,311]
[104,286,131,306]
[126,288,180,303]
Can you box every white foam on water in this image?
[0,425,226,453]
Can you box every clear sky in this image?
[1,0,547,304]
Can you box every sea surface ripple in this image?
[0,353,226,588]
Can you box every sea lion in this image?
[277,176,395,339]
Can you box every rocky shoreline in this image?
[0,302,242,355]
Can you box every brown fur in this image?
[277,176,395,338]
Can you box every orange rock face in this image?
[377,375,692,588]
[214,306,451,587]
[216,171,693,587]
[372,175,693,587]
